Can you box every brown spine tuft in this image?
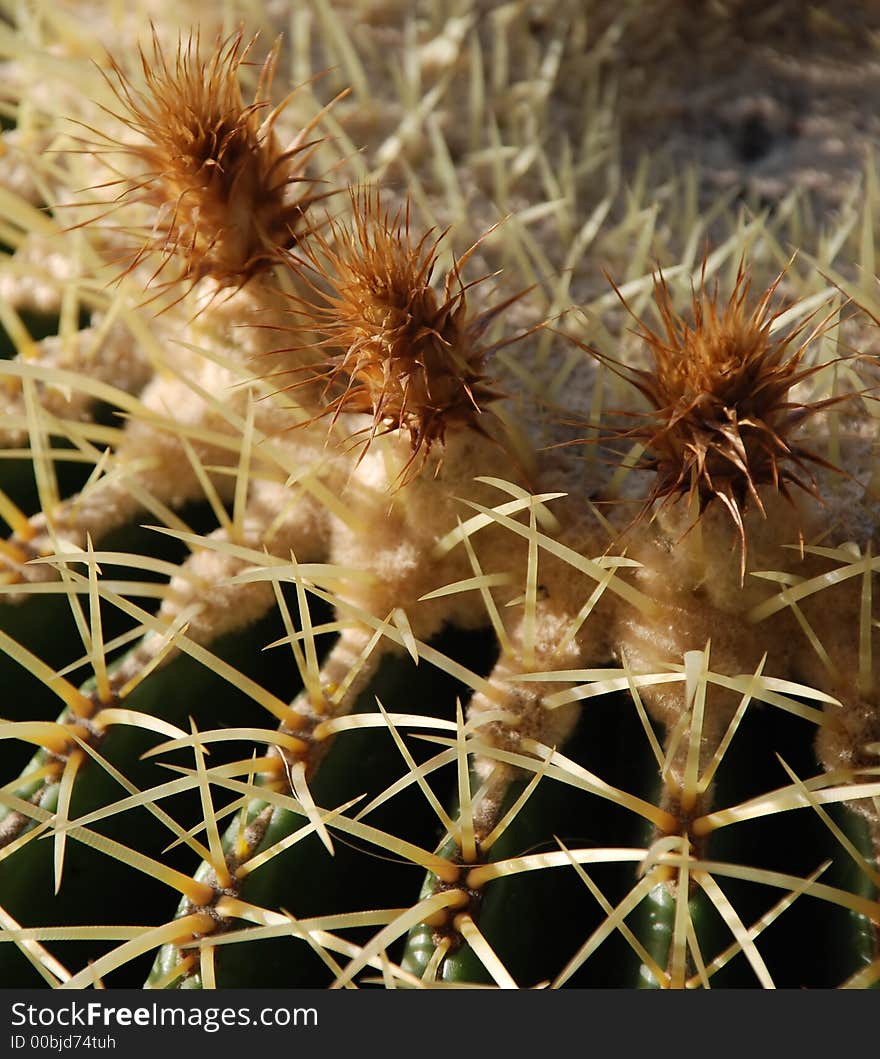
[577,260,855,568]
[279,188,525,479]
[87,27,333,292]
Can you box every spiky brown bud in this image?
[282,189,523,476]
[585,262,850,558]
[89,28,330,290]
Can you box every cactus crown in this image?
[95,27,325,289]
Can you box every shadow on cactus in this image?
[0,9,878,990]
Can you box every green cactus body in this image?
[0,1,879,991]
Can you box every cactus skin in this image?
[0,2,879,991]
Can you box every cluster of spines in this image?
[571,262,858,571]
[274,189,532,475]
[83,27,331,295]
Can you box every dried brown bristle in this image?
[586,262,850,560]
[88,27,332,291]
[281,189,524,478]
